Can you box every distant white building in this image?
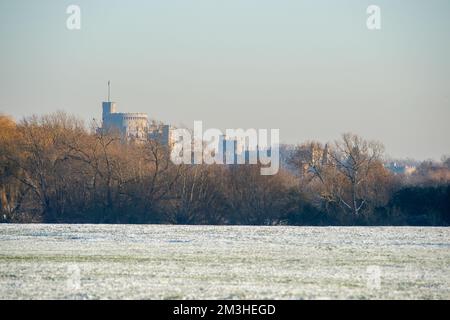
[385,162,417,175]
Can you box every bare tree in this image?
[330,133,384,215]
[288,134,388,217]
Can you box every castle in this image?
[102,100,149,140]
[101,82,173,146]
[99,82,268,163]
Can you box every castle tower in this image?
[102,81,117,123]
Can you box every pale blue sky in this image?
[1,0,449,160]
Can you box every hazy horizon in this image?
[1,0,449,161]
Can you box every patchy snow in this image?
[0,224,448,299]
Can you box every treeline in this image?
[0,112,449,225]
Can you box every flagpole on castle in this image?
[108,80,111,102]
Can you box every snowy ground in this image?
[0,224,448,299]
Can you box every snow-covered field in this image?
[0,224,448,299]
